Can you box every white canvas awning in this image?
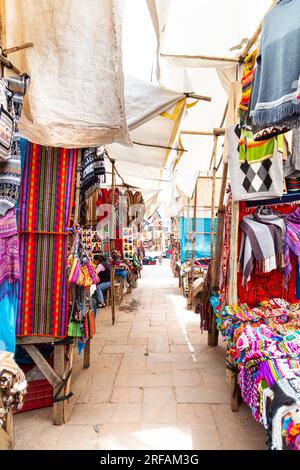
[4,0,129,148]
[107,76,186,171]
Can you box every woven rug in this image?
[17,142,77,337]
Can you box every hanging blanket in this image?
[0,208,20,291]
[239,211,285,287]
[284,206,300,287]
[249,0,300,134]
[17,142,77,337]
[227,125,283,202]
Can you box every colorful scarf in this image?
[17,142,77,337]
[284,207,300,287]
[239,212,285,286]
[239,49,258,123]
[0,208,19,291]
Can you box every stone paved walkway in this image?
[14,261,266,450]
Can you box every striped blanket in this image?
[17,142,77,337]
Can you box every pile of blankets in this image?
[213,297,300,450]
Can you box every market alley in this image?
[13,261,266,450]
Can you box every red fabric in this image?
[238,202,298,307]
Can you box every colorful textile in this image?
[0,281,18,353]
[227,125,283,202]
[17,142,77,337]
[284,207,300,287]
[0,75,29,216]
[239,210,285,286]
[238,202,299,306]
[19,144,77,232]
[80,146,106,199]
[239,128,275,164]
[218,188,232,311]
[239,49,258,122]
[216,296,300,449]
[0,208,19,291]
[249,0,300,134]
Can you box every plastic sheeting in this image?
[179,216,216,262]
[4,0,129,148]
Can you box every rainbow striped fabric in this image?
[17,143,77,337]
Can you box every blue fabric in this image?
[250,0,300,129]
[210,294,221,314]
[179,217,216,263]
[0,281,18,353]
[115,268,127,279]
[96,281,111,303]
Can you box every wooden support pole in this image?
[187,179,198,310]
[3,42,33,55]
[227,199,240,412]
[210,135,218,259]
[161,53,239,64]
[110,159,116,325]
[181,128,225,137]
[23,345,61,388]
[184,92,212,102]
[240,0,277,60]
[53,344,66,425]
[83,340,91,369]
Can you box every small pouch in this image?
[0,104,13,160]
[83,309,96,340]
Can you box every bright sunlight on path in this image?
[14,260,266,450]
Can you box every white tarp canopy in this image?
[4,0,129,148]
[107,76,186,171]
[139,0,273,201]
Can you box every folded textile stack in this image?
[286,175,300,194]
[212,297,300,450]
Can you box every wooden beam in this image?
[184,92,212,102]
[3,42,33,55]
[53,344,65,425]
[83,340,91,369]
[210,135,218,259]
[23,345,61,388]
[228,200,239,305]
[110,159,116,325]
[181,128,225,137]
[161,53,239,64]
[17,336,57,345]
[240,0,277,59]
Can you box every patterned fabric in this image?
[239,210,285,286]
[227,125,283,202]
[0,208,19,291]
[284,207,300,287]
[80,146,106,199]
[0,75,29,216]
[216,295,300,449]
[219,188,232,311]
[239,129,276,165]
[239,49,258,123]
[17,142,77,337]
[238,202,299,306]
[19,144,77,232]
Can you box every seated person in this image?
[93,254,111,308]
